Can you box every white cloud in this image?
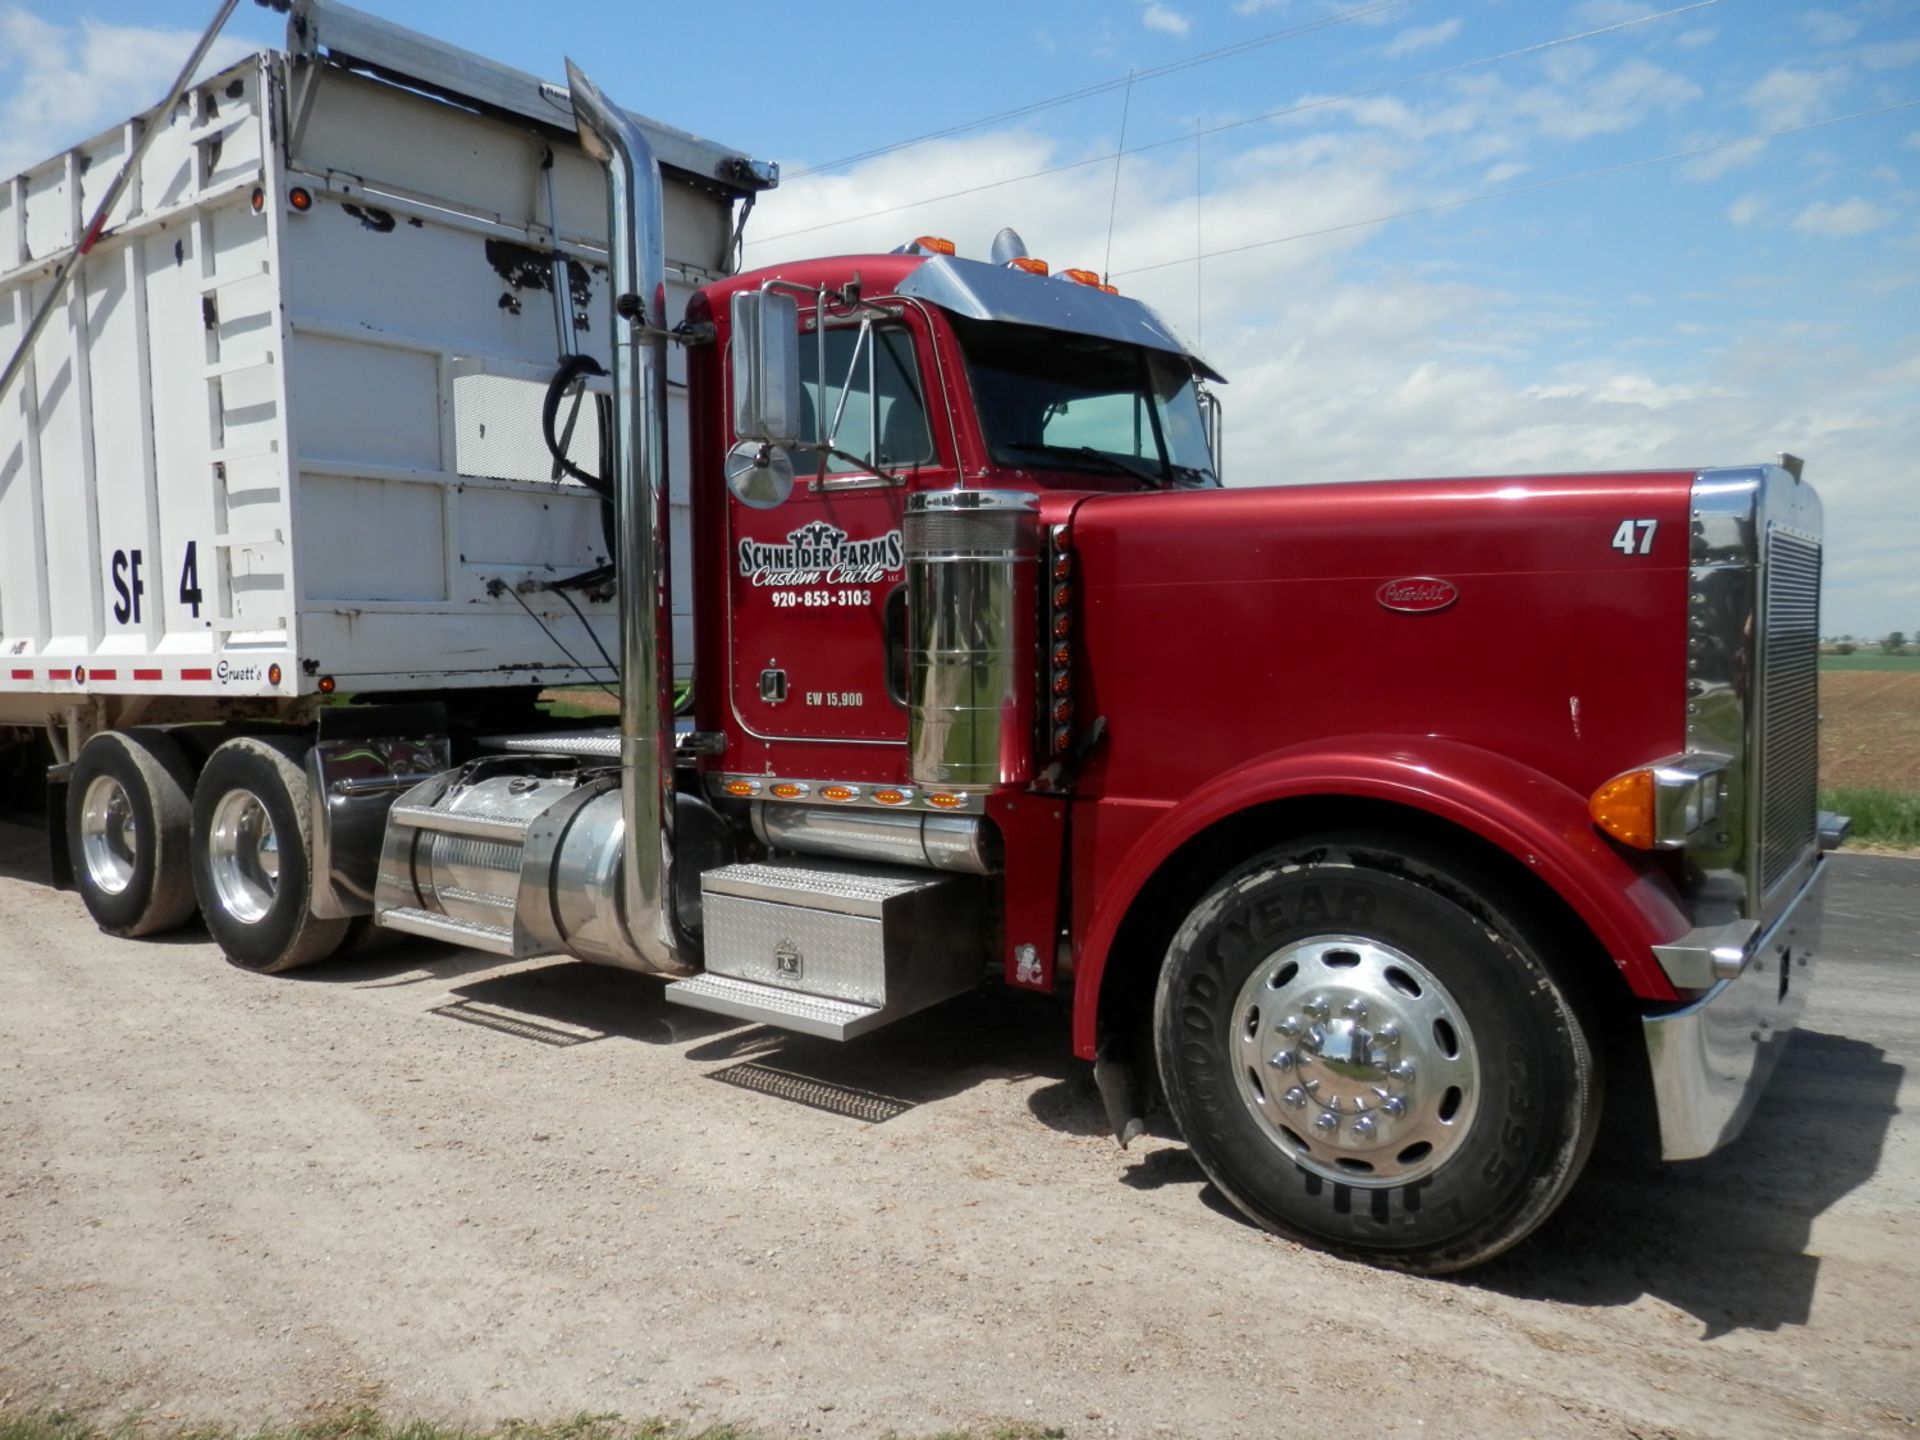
[1381,19,1461,60]
[1790,197,1894,237]
[1746,67,1848,129]
[1861,39,1920,71]
[1513,57,1700,141]
[1141,3,1191,37]
[1680,135,1768,182]
[1799,9,1861,45]
[1726,193,1767,226]
[0,7,256,177]
[1674,28,1717,50]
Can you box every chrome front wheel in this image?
[1232,935,1480,1188]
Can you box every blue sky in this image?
[4,0,1916,636]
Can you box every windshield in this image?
[950,316,1216,488]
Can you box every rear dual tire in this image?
[190,736,348,973]
[1154,831,1600,1275]
[67,729,198,937]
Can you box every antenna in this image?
[1103,70,1135,286]
[1194,122,1203,349]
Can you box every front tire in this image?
[1154,831,1599,1274]
[66,729,198,937]
[191,736,347,973]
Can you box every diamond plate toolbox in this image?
[699,859,984,1017]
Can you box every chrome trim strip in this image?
[1644,853,1824,1160]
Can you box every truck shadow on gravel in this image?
[1468,1028,1902,1338]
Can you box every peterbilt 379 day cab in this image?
[1,3,1843,1273]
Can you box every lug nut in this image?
[1277,1016,1302,1037]
[1304,997,1330,1021]
[1391,1060,1416,1082]
[1375,1023,1399,1046]
[1340,998,1368,1021]
[1352,1115,1376,1138]
[1382,1096,1407,1117]
[1283,1086,1308,1109]
[1313,1112,1340,1133]
[1267,1049,1296,1071]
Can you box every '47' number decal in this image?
[1611,518,1658,556]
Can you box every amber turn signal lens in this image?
[1590,769,1657,848]
[289,186,313,212]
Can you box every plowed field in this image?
[1824,671,1920,791]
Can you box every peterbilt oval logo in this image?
[1376,577,1458,613]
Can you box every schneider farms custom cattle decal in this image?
[738,521,905,589]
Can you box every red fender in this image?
[1070,735,1688,1059]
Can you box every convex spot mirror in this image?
[731,290,802,447]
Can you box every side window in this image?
[797,322,935,474]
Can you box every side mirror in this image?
[730,290,802,446]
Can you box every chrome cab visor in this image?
[1643,852,1826,1161]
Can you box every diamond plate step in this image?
[387,802,532,842]
[664,972,889,1041]
[377,905,518,955]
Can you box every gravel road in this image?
[2,819,1915,1439]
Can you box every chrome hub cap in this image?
[1231,934,1479,1187]
[79,775,138,896]
[207,788,280,925]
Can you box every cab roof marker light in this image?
[1008,256,1049,276]
[912,235,956,255]
[1059,268,1102,286]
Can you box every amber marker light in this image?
[873,789,909,806]
[1589,769,1656,849]
[821,785,858,802]
[1053,726,1073,754]
[317,675,336,694]
[1060,268,1101,286]
[770,781,809,800]
[1052,551,1072,579]
[250,187,265,213]
[927,792,966,810]
[723,779,757,797]
[1009,256,1050,276]
[914,235,957,255]
[1053,612,1072,638]
[268,663,283,685]
[1053,642,1071,668]
[289,186,313,212]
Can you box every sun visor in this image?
[896,255,1224,383]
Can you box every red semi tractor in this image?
[6,8,1841,1275]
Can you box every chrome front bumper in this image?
[1642,854,1828,1161]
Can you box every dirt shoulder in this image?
[2,825,1916,1440]
[1823,671,1920,791]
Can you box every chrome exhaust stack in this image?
[566,60,681,974]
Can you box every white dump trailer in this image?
[0,1,766,742]
[0,0,770,956]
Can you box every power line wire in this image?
[783,0,1412,180]
[1110,97,1920,277]
[747,0,1723,250]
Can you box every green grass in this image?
[0,1411,1065,1440]
[1820,652,1920,671]
[1824,786,1920,849]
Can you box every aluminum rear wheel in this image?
[79,774,138,897]
[1231,935,1479,1188]
[206,787,281,925]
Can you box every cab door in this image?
[727,311,950,745]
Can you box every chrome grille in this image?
[1758,529,1821,893]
